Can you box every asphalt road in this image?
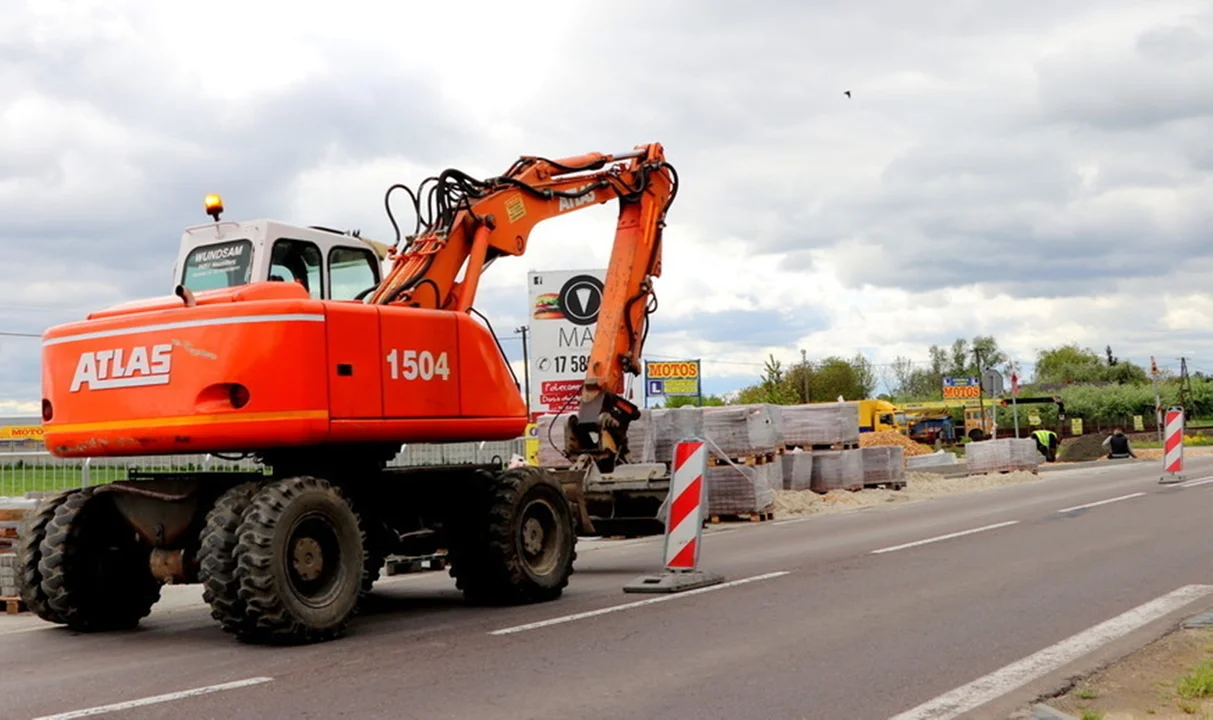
[5,457,1213,720]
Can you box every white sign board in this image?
[527,268,606,417]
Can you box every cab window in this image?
[270,239,323,299]
[329,247,379,301]
[181,239,254,291]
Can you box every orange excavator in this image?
[18,144,678,644]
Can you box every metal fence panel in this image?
[0,438,528,498]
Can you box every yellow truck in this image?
[858,399,909,434]
[900,399,994,441]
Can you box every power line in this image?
[0,331,39,338]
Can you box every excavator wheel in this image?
[232,476,366,644]
[15,489,75,625]
[447,466,577,606]
[37,486,163,632]
[197,481,264,636]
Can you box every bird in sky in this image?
[844,90,851,98]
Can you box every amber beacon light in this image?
[204,193,224,221]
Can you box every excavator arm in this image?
[367,143,678,470]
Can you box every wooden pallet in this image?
[707,451,778,468]
[863,481,907,491]
[706,510,775,524]
[1,596,26,615]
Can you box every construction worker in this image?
[1032,428,1060,462]
[1103,428,1137,460]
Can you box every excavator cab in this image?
[171,195,392,302]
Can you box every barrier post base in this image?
[623,569,725,595]
[1160,474,1184,485]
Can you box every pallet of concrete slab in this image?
[702,454,779,522]
[860,445,906,490]
[964,438,1040,474]
[0,553,19,608]
[780,450,814,490]
[809,448,864,492]
[778,402,860,450]
[648,404,782,462]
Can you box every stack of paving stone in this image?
[964,438,1041,474]
[860,445,906,486]
[779,402,860,447]
[648,406,708,463]
[647,404,781,515]
[0,554,16,600]
[809,448,864,492]
[779,450,814,490]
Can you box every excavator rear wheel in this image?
[16,489,75,625]
[36,486,163,632]
[197,481,264,636]
[232,476,366,644]
[447,467,577,606]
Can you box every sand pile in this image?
[770,469,1044,517]
[859,431,934,457]
[1058,433,1107,462]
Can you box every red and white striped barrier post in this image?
[1160,405,1185,484]
[624,438,725,594]
[664,439,708,571]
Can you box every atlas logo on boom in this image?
[70,344,173,392]
[557,185,597,212]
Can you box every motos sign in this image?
[71,344,173,392]
[644,359,701,398]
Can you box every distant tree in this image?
[1034,343,1147,385]
[660,394,726,408]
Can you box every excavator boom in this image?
[368,143,677,467]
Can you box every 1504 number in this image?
[387,349,451,381]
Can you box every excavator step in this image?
[383,553,448,577]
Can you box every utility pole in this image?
[1151,356,1162,443]
[1010,361,1020,438]
[974,346,987,439]
[516,325,531,417]
[800,349,810,403]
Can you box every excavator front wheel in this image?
[36,486,163,632]
[233,476,366,644]
[448,467,577,606]
[16,489,76,625]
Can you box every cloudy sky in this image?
[1,0,1211,414]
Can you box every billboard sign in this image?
[644,360,701,398]
[942,375,981,400]
[526,268,606,417]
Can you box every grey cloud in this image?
[651,307,831,348]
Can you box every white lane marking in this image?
[488,571,790,636]
[888,584,1213,720]
[1180,476,1213,488]
[1056,492,1146,514]
[870,521,1019,555]
[31,677,273,719]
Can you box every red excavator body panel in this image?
[40,282,527,457]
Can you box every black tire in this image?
[233,476,366,644]
[37,487,163,632]
[198,481,263,635]
[447,467,577,606]
[16,490,74,624]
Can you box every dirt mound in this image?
[859,431,934,457]
[1059,433,1106,462]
